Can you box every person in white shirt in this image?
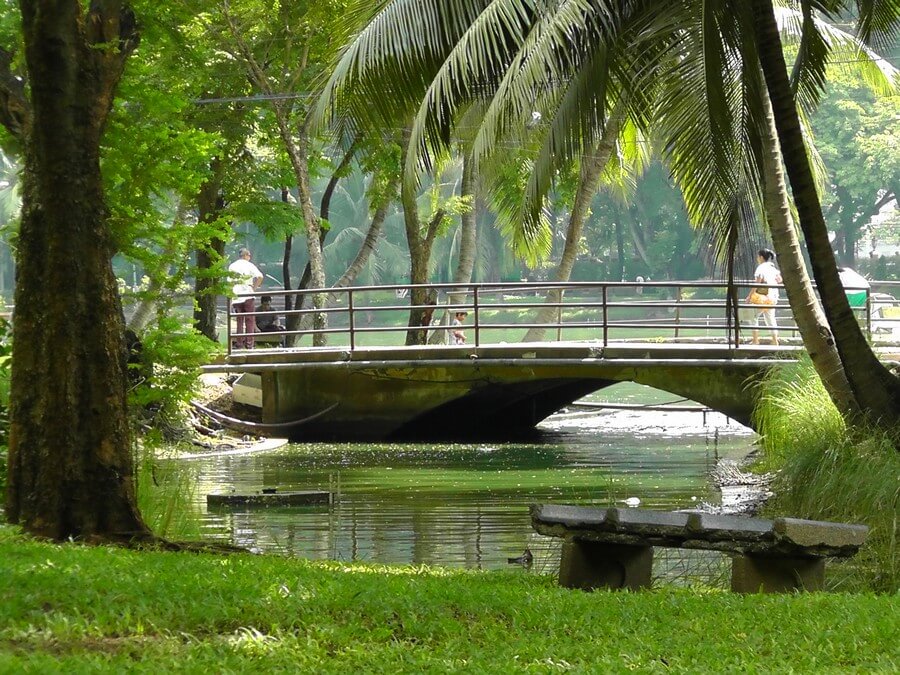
[450,311,468,345]
[745,248,782,345]
[228,248,263,348]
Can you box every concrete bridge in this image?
[204,280,900,440]
[208,341,796,439]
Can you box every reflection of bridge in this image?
[206,280,900,439]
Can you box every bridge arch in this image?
[219,343,787,440]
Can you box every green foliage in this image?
[130,316,222,427]
[229,201,305,242]
[487,152,552,266]
[812,69,900,264]
[754,357,899,592]
[1,524,898,671]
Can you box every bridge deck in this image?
[207,340,807,373]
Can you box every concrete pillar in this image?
[730,554,825,593]
[558,540,653,591]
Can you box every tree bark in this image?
[523,104,624,342]
[401,128,445,345]
[430,154,477,344]
[193,161,226,341]
[286,140,360,345]
[754,0,900,425]
[6,0,151,540]
[759,90,858,416]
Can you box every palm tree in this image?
[752,0,900,422]
[320,0,900,427]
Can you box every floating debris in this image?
[207,489,331,507]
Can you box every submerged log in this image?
[207,489,331,507]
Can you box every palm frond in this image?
[316,0,491,136]
[853,0,900,51]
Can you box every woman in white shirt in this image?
[745,248,782,345]
[228,248,264,349]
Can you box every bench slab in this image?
[531,504,867,557]
[531,504,868,593]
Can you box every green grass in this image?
[753,357,900,592]
[0,525,898,673]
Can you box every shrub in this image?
[128,315,222,436]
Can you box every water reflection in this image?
[172,390,755,570]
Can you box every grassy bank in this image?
[754,357,900,592]
[1,526,898,672]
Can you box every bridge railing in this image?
[226,279,900,353]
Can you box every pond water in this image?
[172,384,756,570]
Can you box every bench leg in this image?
[730,555,825,593]
[558,540,653,591]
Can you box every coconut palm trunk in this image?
[331,192,393,291]
[523,105,625,342]
[759,90,858,417]
[753,0,900,423]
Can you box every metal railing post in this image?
[602,285,608,347]
[473,286,480,347]
[226,300,232,354]
[557,289,563,342]
[348,289,356,351]
[733,284,741,349]
[674,286,682,338]
[865,287,872,340]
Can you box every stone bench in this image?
[530,504,868,593]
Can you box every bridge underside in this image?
[216,343,790,441]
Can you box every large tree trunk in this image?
[6,1,150,540]
[754,0,900,424]
[523,105,624,342]
[760,91,858,416]
[193,163,226,341]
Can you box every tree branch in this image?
[320,136,360,220]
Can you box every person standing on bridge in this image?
[746,248,782,345]
[451,311,468,345]
[229,247,264,349]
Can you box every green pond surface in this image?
[176,384,756,570]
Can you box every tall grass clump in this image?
[134,442,202,540]
[753,356,899,592]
